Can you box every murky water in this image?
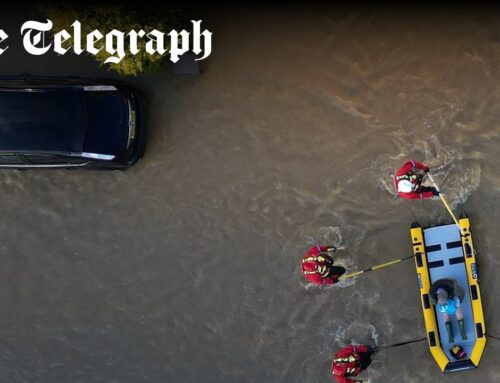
[0,4,500,383]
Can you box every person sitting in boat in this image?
[301,245,345,285]
[331,344,373,383]
[430,278,468,343]
[394,160,439,199]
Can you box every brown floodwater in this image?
[0,4,499,383]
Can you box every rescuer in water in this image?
[331,344,373,383]
[301,245,345,285]
[394,160,439,199]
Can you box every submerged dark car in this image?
[0,75,146,169]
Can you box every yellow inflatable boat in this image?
[410,214,486,372]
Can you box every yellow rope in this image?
[427,173,466,236]
[338,255,413,281]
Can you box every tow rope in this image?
[338,254,415,281]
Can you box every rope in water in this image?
[486,334,500,341]
[371,337,427,353]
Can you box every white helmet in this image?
[398,179,414,193]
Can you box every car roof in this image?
[0,87,86,152]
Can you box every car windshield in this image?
[83,92,128,156]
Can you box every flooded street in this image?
[0,4,500,382]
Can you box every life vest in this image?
[332,353,360,376]
[302,250,334,278]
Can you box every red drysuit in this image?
[331,345,370,383]
[301,245,340,285]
